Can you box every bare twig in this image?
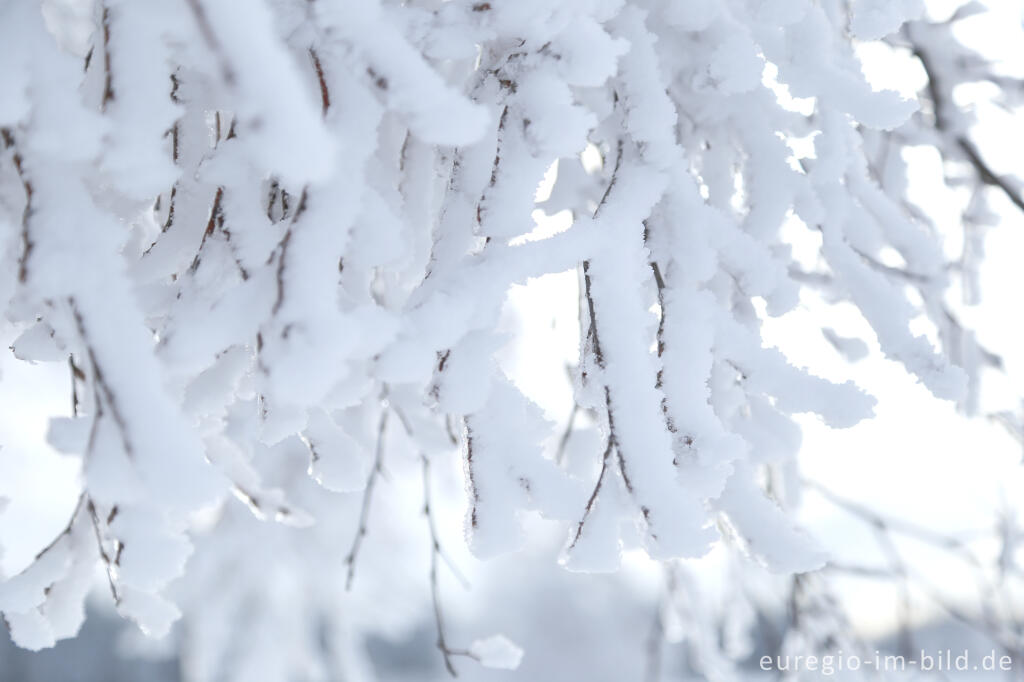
[569,436,612,549]
[804,478,981,551]
[309,47,330,117]
[809,477,1024,657]
[572,137,639,544]
[100,6,115,111]
[231,485,304,525]
[393,404,469,588]
[957,137,1024,214]
[422,454,477,676]
[270,188,308,316]
[69,355,84,417]
[554,401,578,465]
[910,30,1024,216]
[1,128,34,283]
[189,186,225,273]
[87,498,121,603]
[345,406,389,590]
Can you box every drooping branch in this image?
[422,453,460,676]
[808,477,1023,657]
[573,138,640,543]
[908,28,1024,216]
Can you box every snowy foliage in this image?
[0,0,1021,678]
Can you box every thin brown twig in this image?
[100,6,115,111]
[391,405,469,588]
[309,47,330,117]
[86,498,121,603]
[270,188,308,316]
[345,406,389,590]
[189,186,225,273]
[421,454,478,676]
[569,437,612,549]
[554,401,578,465]
[1,128,35,283]
[909,30,1024,215]
[571,137,640,545]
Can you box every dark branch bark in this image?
[1,128,35,283]
[309,48,331,117]
[100,6,115,111]
[910,32,1024,216]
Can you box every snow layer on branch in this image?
[433,331,504,415]
[465,376,584,559]
[0,506,96,650]
[4,610,55,651]
[470,634,525,670]
[716,462,827,573]
[101,1,181,199]
[109,508,193,593]
[705,33,765,95]
[759,6,918,131]
[850,0,925,40]
[116,586,181,639]
[303,408,371,493]
[715,316,876,428]
[73,292,228,510]
[808,111,967,400]
[10,321,65,362]
[549,16,629,88]
[0,537,72,614]
[314,0,488,147]
[614,7,679,170]
[658,286,746,497]
[193,0,336,185]
[819,222,966,400]
[586,188,716,558]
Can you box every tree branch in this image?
[1,128,35,283]
[344,405,389,590]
